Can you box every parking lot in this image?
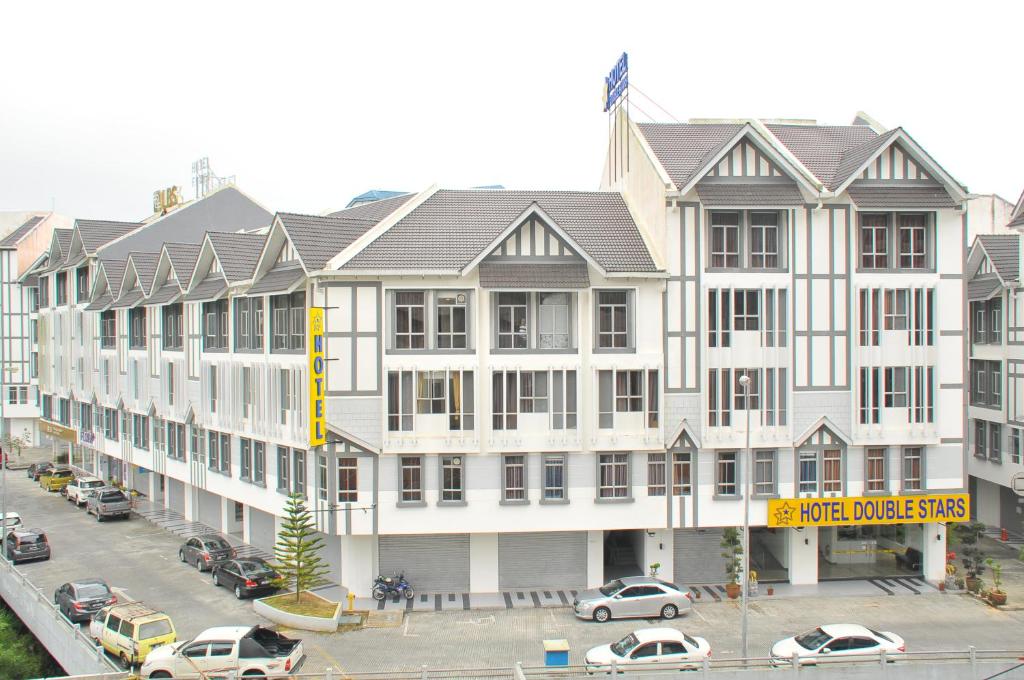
[6,467,1024,675]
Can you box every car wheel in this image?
[241,671,267,678]
[234,585,243,599]
[212,572,220,586]
[149,672,172,679]
[96,513,102,522]
[119,652,130,668]
[593,607,611,623]
[179,550,186,562]
[661,604,678,620]
[195,558,204,572]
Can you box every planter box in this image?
[254,592,341,632]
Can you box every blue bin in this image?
[544,639,569,666]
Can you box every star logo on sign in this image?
[774,502,796,527]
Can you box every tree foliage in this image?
[0,602,62,680]
[271,494,330,602]
[721,527,744,585]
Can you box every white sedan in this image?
[585,627,711,671]
[771,624,905,665]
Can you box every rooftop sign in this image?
[603,52,628,112]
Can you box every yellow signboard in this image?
[767,494,969,528]
[40,420,78,445]
[308,307,326,447]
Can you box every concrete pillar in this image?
[183,484,196,521]
[469,533,499,592]
[643,529,673,580]
[223,497,242,536]
[587,530,604,588]
[788,527,818,585]
[340,535,377,597]
[242,506,253,545]
[921,522,946,584]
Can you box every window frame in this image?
[161,303,184,351]
[715,451,739,498]
[752,449,777,497]
[438,455,465,505]
[501,454,528,504]
[594,289,634,352]
[337,457,357,503]
[596,452,631,502]
[233,296,265,352]
[865,448,887,494]
[902,447,924,492]
[398,455,424,506]
[541,454,567,504]
[201,299,229,351]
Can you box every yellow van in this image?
[90,602,177,666]
[44,469,75,492]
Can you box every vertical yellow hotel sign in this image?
[308,307,326,447]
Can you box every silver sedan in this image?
[574,576,693,623]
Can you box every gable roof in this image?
[764,124,880,189]
[326,192,415,220]
[54,229,73,259]
[276,212,389,272]
[1009,188,1024,228]
[0,215,44,248]
[75,219,144,255]
[340,189,658,274]
[97,259,127,300]
[206,232,267,283]
[124,252,160,294]
[164,243,202,284]
[635,123,744,190]
[976,234,1020,284]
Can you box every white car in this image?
[1,512,22,535]
[585,627,711,671]
[66,476,105,506]
[771,624,905,665]
[140,625,304,679]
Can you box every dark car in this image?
[54,578,116,622]
[4,528,51,564]
[212,558,281,599]
[27,462,54,480]
[178,534,235,572]
[896,547,922,572]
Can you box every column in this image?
[787,527,818,584]
[587,530,604,588]
[340,534,377,597]
[645,529,673,580]
[921,522,946,584]
[469,533,499,592]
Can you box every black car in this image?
[4,528,51,564]
[212,558,281,599]
[54,578,116,622]
[178,534,235,572]
[27,462,54,481]
[896,547,922,571]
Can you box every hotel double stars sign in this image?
[308,307,326,447]
[767,494,970,528]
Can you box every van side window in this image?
[209,642,234,656]
[106,614,122,632]
[182,643,209,658]
[119,619,134,637]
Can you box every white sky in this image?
[1,0,1021,221]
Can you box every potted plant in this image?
[721,527,743,599]
[986,559,1007,605]
[954,522,987,593]
[945,562,958,590]
[648,562,661,578]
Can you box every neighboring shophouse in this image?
[967,189,1024,535]
[30,113,982,595]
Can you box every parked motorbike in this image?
[372,573,415,601]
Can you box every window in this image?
[763,367,788,426]
[597,369,659,429]
[292,449,305,495]
[162,304,183,350]
[798,450,817,494]
[972,298,1003,346]
[912,366,934,424]
[502,455,527,502]
[390,369,473,432]
[202,299,229,350]
[762,288,787,348]
[990,423,1002,463]
[337,458,357,503]
[859,367,880,424]
[753,450,775,496]
[394,291,426,349]
[104,407,118,440]
[708,290,729,347]
[416,371,446,414]
[279,368,291,424]
[707,368,732,427]
[519,371,549,413]
[883,290,908,330]
[6,386,28,405]
[911,288,935,347]
[208,431,220,470]
[38,276,50,308]
[209,365,218,413]
[710,212,740,267]
[732,290,759,331]
[132,414,149,449]
[898,214,927,269]
[495,292,528,349]
[400,456,423,503]
[128,308,146,349]
[448,370,474,430]
[440,456,464,503]
[858,289,881,346]
[75,267,89,303]
[240,438,253,480]
[387,370,414,431]
[538,292,571,349]
[241,366,252,419]
[234,297,264,351]
[716,452,738,496]
[647,453,666,496]
[733,369,760,410]
[492,371,518,430]
[750,213,779,268]
[823,449,842,493]
[270,291,305,352]
[317,455,328,501]
[277,446,290,492]
[596,290,630,349]
[866,448,886,492]
[436,292,468,349]
[860,214,889,268]
[598,453,629,499]
[543,455,566,501]
[615,370,642,412]
[672,451,692,495]
[189,425,204,464]
[647,370,659,428]
[100,310,116,349]
[1011,429,1021,465]
[903,448,922,491]
[970,360,1002,408]
[55,271,68,306]
[884,367,908,408]
[551,370,577,430]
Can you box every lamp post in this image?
[737,373,752,661]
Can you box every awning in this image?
[478,262,590,289]
[247,266,305,295]
[695,182,804,207]
[145,282,183,306]
[109,288,144,309]
[84,293,112,311]
[847,183,957,209]
[967,277,1002,301]
[183,274,227,302]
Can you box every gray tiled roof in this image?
[765,124,880,189]
[127,252,160,293]
[978,234,1020,283]
[99,260,127,297]
[342,189,658,273]
[1009,189,1024,228]
[967,276,1001,301]
[829,129,901,190]
[846,183,956,209]
[635,123,743,189]
[164,243,202,283]
[479,262,590,289]
[695,183,804,207]
[326,193,414,220]
[51,229,73,263]
[145,282,183,306]
[247,265,305,295]
[76,219,144,255]
[277,212,384,272]
[0,215,44,248]
[207,232,266,283]
[110,288,144,309]
[184,274,227,302]
[84,293,112,312]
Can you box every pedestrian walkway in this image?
[131,499,272,561]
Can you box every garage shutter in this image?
[379,534,470,592]
[674,529,728,585]
[197,489,221,530]
[248,508,276,554]
[167,478,186,514]
[499,532,587,590]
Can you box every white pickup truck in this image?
[66,476,105,506]
[140,625,304,679]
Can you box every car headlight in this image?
[578,601,593,609]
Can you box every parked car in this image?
[178,535,235,572]
[37,465,70,489]
[1,511,23,535]
[90,602,177,667]
[67,476,106,506]
[86,487,132,521]
[54,578,117,623]
[585,628,712,671]
[896,547,922,572]
[212,558,280,599]
[574,576,693,623]
[140,625,304,679]
[770,624,905,665]
[4,528,51,564]
[43,468,75,493]
[28,461,54,481]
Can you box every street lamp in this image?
[737,373,752,661]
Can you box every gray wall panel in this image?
[379,534,470,592]
[498,531,587,590]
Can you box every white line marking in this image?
[691,606,707,623]
[402,615,418,637]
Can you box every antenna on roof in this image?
[191,157,236,200]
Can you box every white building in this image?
[30,112,976,595]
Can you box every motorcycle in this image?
[372,573,415,601]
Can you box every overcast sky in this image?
[1,1,1020,221]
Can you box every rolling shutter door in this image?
[167,478,186,514]
[674,529,728,585]
[379,534,470,592]
[197,489,221,530]
[248,508,276,554]
[498,532,587,590]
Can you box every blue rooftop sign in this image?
[603,52,628,112]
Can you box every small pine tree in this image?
[272,494,330,602]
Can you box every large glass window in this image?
[798,450,817,494]
[903,448,922,491]
[898,214,927,269]
[202,299,229,350]
[647,453,666,496]
[234,297,264,351]
[823,449,843,493]
[598,453,629,499]
[337,458,357,502]
[400,456,422,503]
[543,455,566,501]
[100,310,116,349]
[440,456,463,503]
[270,291,305,352]
[860,214,889,269]
[716,451,737,496]
[394,291,426,349]
[502,455,526,501]
[750,212,779,268]
[435,292,467,349]
[866,448,886,492]
[496,292,528,349]
[753,450,775,496]
[538,292,570,349]
[162,303,183,350]
[710,212,740,268]
[596,291,630,349]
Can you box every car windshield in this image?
[658,580,683,592]
[77,583,110,599]
[239,560,274,575]
[203,538,229,550]
[100,491,126,502]
[19,533,44,544]
[598,579,625,597]
[795,628,832,650]
[869,629,892,643]
[684,633,699,647]
[139,619,173,640]
[610,633,639,657]
[84,481,103,488]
